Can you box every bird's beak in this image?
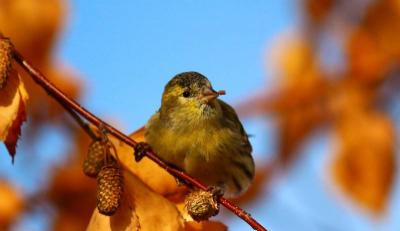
[199,87,226,103]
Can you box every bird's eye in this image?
[182,91,190,98]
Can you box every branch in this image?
[13,50,268,231]
[63,102,99,140]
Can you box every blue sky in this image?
[1,1,400,230]
[59,1,294,131]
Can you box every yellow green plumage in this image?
[145,72,254,197]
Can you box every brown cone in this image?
[0,36,13,89]
[83,140,107,178]
[96,161,123,216]
[185,190,220,221]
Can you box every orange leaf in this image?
[86,170,184,231]
[0,180,24,229]
[108,128,180,196]
[184,221,227,231]
[0,0,65,64]
[347,29,390,83]
[304,0,333,23]
[331,112,395,213]
[0,69,28,160]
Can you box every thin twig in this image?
[63,103,99,140]
[13,50,267,231]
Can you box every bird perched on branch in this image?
[144,72,254,198]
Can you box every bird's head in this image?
[160,72,225,122]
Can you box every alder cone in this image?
[185,190,219,221]
[83,140,106,178]
[96,162,123,216]
[0,37,13,89]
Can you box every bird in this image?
[143,71,254,198]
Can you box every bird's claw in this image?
[134,142,151,162]
[207,186,225,199]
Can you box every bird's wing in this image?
[218,99,253,154]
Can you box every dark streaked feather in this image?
[218,99,253,155]
[232,176,243,192]
[232,159,254,180]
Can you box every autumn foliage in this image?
[0,0,399,230]
[238,0,399,215]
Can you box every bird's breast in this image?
[145,117,232,168]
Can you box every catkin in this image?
[96,161,123,216]
[185,190,219,221]
[0,37,13,89]
[83,140,107,178]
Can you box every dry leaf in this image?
[0,0,82,135]
[304,0,333,23]
[0,180,24,230]
[331,112,395,213]
[268,36,317,85]
[241,35,329,166]
[327,81,373,118]
[108,128,179,196]
[86,170,184,231]
[347,29,390,84]
[0,0,65,64]
[184,221,227,231]
[0,69,28,160]
[364,1,400,59]
[276,101,326,166]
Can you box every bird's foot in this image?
[207,185,225,199]
[133,142,151,162]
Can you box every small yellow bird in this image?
[144,72,254,198]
